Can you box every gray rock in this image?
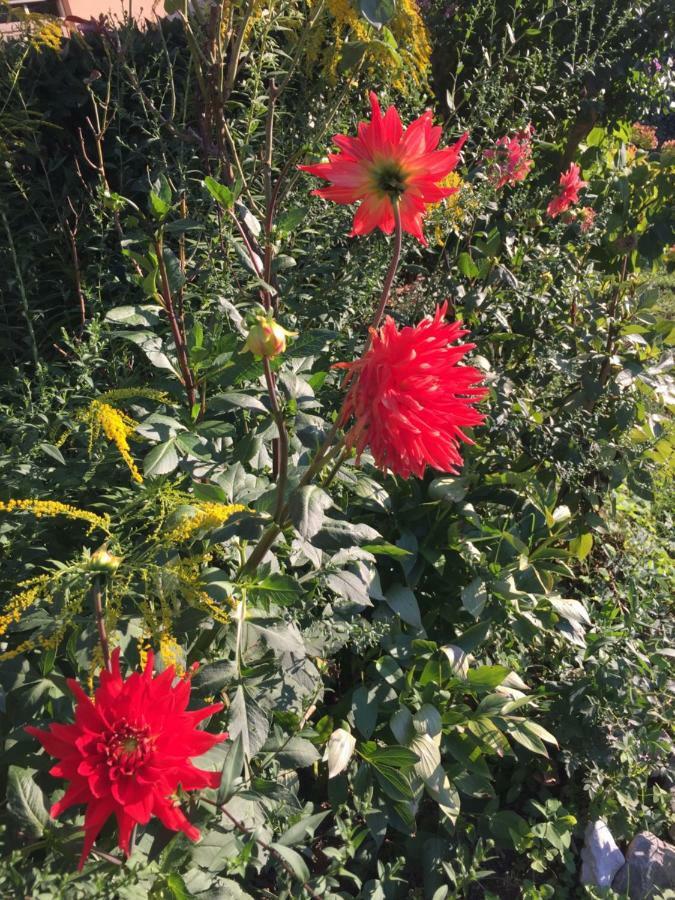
[612,831,675,898]
[580,820,625,887]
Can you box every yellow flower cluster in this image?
[164,502,246,544]
[0,583,85,662]
[84,400,143,484]
[308,0,431,93]
[0,499,110,534]
[428,172,479,245]
[1,3,63,52]
[159,632,185,674]
[0,576,49,640]
[170,556,234,625]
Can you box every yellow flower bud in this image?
[87,546,123,574]
[242,316,297,359]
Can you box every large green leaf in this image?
[227,686,269,760]
[6,766,49,837]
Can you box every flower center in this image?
[372,161,408,199]
[101,719,153,777]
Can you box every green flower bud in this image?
[242,315,296,359]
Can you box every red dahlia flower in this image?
[336,302,487,479]
[299,92,468,245]
[547,163,587,218]
[26,649,226,868]
[578,206,596,233]
[484,125,534,189]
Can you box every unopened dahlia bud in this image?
[87,546,122,574]
[323,727,356,779]
[242,315,296,359]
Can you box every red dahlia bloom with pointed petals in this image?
[337,303,487,479]
[546,163,587,218]
[299,92,468,245]
[26,649,226,868]
[484,124,534,189]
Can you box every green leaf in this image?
[384,583,422,628]
[228,686,269,760]
[467,665,510,689]
[359,0,396,28]
[275,206,307,235]
[276,737,320,769]
[149,175,171,219]
[490,810,531,849]
[288,485,333,540]
[362,745,420,768]
[204,176,234,209]
[549,596,591,627]
[277,810,331,847]
[144,438,179,477]
[269,843,310,883]
[162,248,186,293]
[373,766,414,802]
[569,532,594,560]
[39,442,65,465]
[461,578,488,618]
[505,721,549,757]
[105,304,163,327]
[6,766,49,837]
[353,684,379,739]
[217,734,244,805]
[192,482,228,504]
[248,574,302,605]
[164,873,190,900]
[458,252,479,279]
[428,476,469,503]
[213,391,268,413]
[361,542,411,558]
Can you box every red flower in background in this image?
[578,206,596,233]
[547,163,587,218]
[336,303,487,479]
[485,125,534,189]
[299,92,468,245]
[26,649,226,868]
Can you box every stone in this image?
[612,831,675,898]
[580,820,625,887]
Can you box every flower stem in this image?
[263,357,289,517]
[370,201,403,332]
[91,575,111,673]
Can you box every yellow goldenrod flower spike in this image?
[164,502,247,544]
[84,400,143,484]
[0,577,47,640]
[0,499,110,534]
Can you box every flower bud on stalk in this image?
[242,315,296,359]
[87,545,122,574]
